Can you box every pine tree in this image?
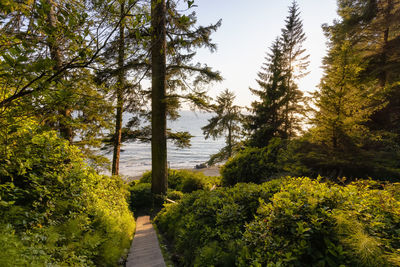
[300,18,399,180]
[151,0,168,195]
[332,0,400,136]
[202,89,242,164]
[150,0,221,194]
[246,38,288,148]
[312,37,380,151]
[280,0,310,138]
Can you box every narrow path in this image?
[126,216,166,267]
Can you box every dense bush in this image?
[155,177,400,266]
[129,169,221,211]
[139,169,221,193]
[279,136,400,182]
[221,138,284,185]
[0,121,135,266]
[129,183,152,212]
[239,178,400,266]
[154,180,283,265]
[166,190,184,201]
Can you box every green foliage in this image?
[221,138,285,185]
[280,132,400,181]
[155,177,400,266]
[129,183,152,212]
[239,178,400,266]
[299,0,400,182]
[0,121,135,266]
[154,180,283,266]
[202,89,242,163]
[245,1,308,147]
[139,169,221,193]
[130,169,220,212]
[166,190,184,201]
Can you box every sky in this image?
[188,0,339,107]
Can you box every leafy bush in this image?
[155,177,400,266]
[239,178,400,266]
[0,121,135,266]
[166,190,184,201]
[139,169,221,193]
[129,183,152,212]
[130,169,221,212]
[154,180,283,266]
[279,136,400,182]
[221,138,284,185]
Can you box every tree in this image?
[246,38,288,148]
[151,0,168,195]
[202,89,242,165]
[334,0,400,136]
[312,38,380,152]
[246,1,309,148]
[0,0,115,161]
[111,1,126,176]
[150,0,222,195]
[296,14,400,180]
[93,0,151,175]
[0,0,115,108]
[280,0,309,138]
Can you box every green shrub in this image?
[155,177,400,266]
[166,190,184,201]
[129,183,153,212]
[221,138,284,186]
[139,169,221,193]
[139,170,152,183]
[278,136,400,182]
[0,121,135,266]
[239,178,400,266]
[154,180,283,266]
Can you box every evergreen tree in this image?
[202,89,242,164]
[151,0,168,195]
[246,39,288,148]
[334,0,400,136]
[150,0,222,194]
[280,0,309,138]
[246,1,309,148]
[95,0,148,176]
[312,37,381,152]
[297,12,400,180]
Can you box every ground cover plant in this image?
[155,177,400,266]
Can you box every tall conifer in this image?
[246,39,288,147]
[281,0,309,138]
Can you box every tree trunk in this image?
[151,0,168,195]
[227,121,232,158]
[46,0,73,142]
[112,2,126,176]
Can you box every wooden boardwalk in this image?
[126,216,166,267]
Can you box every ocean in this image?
[116,110,225,176]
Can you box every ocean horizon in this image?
[109,110,225,176]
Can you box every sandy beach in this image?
[125,165,221,182]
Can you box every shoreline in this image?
[123,165,221,183]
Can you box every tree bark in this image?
[112,2,126,176]
[151,0,168,195]
[46,0,73,142]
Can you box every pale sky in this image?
[190,0,339,107]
